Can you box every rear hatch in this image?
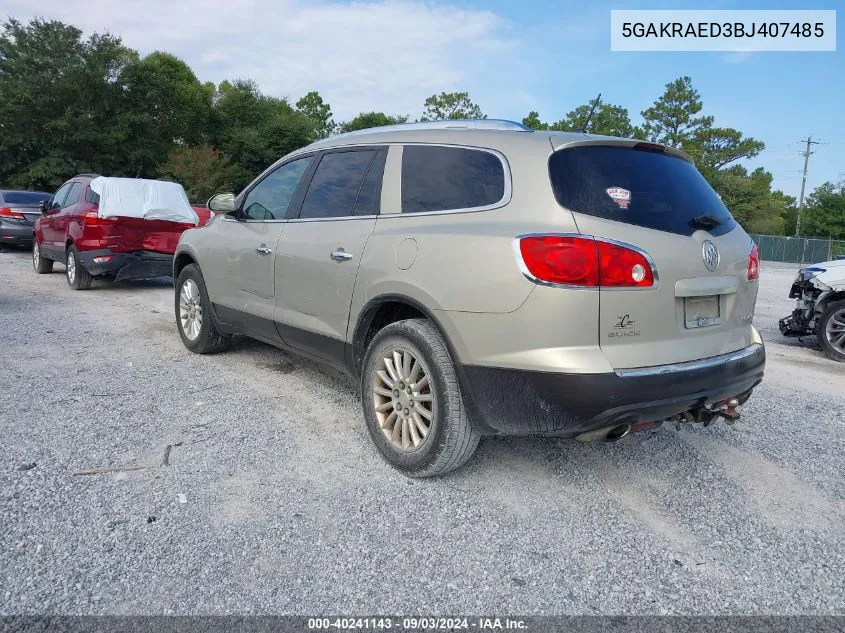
[84,213,197,255]
[548,140,758,370]
[0,192,50,226]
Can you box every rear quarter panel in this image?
[348,137,597,366]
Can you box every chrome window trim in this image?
[512,233,660,291]
[379,143,512,218]
[221,214,377,224]
[233,142,512,221]
[614,343,763,378]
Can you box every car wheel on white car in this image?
[818,299,845,362]
[65,245,92,290]
[175,263,231,354]
[361,318,480,477]
[32,241,53,274]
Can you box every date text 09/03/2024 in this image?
[307,617,527,630]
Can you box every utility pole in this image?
[795,136,820,236]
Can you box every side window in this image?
[401,146,506,213]
[85,186,100,205]
[353,150,387,216]
[63,182,83,208]
[299,150,377,219]
[50,183,72,209]
[242,157,312,221]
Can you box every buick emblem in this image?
[702,240,720,272]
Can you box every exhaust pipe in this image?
[576,423,631,443]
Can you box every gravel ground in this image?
[1,248,843,616]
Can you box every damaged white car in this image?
[779,259,845,362]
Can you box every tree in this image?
[640,76,713,149]
[208,79,314,190]
[160,144,238,203]
[296,91,335,139]
[521,100,635,137]
[339,112,408,133]
[119,51,213,178]
[521,111,549,131]
[0,19,135,189]
[710,166,793,235]
[799,182,845,239]
[691,126,766,181]
[421,91,484,121]
[561,100,635,137]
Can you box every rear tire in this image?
[65,246,92,290]
[361,318,480,477]
[817,300,845,362]
[32,241,53,274]
[175,263,231,354]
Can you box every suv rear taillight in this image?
[83,211,116,226]
[0,207,24,219]
[747,243,760,281]
[516,235,655,288]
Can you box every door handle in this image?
[255,246,272,256]
[330,249,353,261]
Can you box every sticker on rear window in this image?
[606,187,631,209]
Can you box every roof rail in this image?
[328,119,532,141]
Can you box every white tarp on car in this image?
[89,177,199,225]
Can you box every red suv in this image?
[32,174,210,289]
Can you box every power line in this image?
[795,136,821,237]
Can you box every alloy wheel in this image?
[824,308,845,353]
[179,279,203,341]
[372,347,435,452]
[66,252,76,284]
[32,243,39,269]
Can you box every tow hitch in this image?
[673,397,742,429]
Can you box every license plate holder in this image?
[685,295,721,329]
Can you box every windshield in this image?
[548,145,737,237]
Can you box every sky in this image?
[2,0,842,200]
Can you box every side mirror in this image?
[207,192,236,214]
[39,199,50,215]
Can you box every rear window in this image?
[2,191,51,204]
[401,146,505,213]
[85,187,100,204]
[548,145,736,237]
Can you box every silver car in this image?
[173,120,765,476]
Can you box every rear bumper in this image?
[0,221,34,245]
[458,343,766,437]
[78,249,173,280]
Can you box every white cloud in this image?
[3,0,519,120]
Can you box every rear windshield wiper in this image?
[689,213,722,230]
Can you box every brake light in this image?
[747,243,760,281]
[516,235,655,288]
[517,235,599,286]
[598,240,655,287]
[0,207,24,219]
[83,211,117,226]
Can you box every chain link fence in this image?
[749,234,845,264]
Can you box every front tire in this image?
[818,300,845,362]
[32,241,53,274]
[65,245,92,290]
[361,318,480,477]
[175,264,231,354]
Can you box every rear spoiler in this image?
[548,135,694,164]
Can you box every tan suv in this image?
[173,120,765,476]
